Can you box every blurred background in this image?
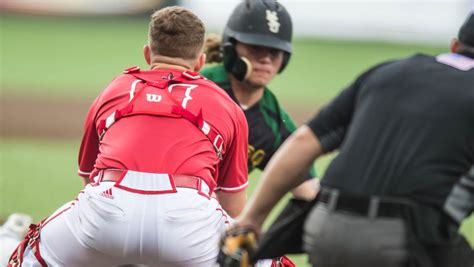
[1,0,473,265]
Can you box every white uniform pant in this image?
[22,173,229,267]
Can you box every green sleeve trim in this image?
[259,89,282,150]
[200,64,230,84]
[259,89,298,149]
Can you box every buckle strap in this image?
[171,105,224,159]
[97,104,134,141]
[134,70,203,90]
[8,221,47,267]
[124,67,203,82]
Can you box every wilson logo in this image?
[146,94,162,102]
[266,10,280,33]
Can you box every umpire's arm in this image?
[444,165,474,224]
[237,126,324,231]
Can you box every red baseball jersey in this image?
[78,68,249,192]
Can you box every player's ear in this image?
[193,53,206,72]
[143,44,151,65]
[451,38,460,53]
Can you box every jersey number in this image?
[169,84,198,108]
[145,83,197,108]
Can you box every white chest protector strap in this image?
[97,67,224,159]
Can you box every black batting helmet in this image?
[222,0,293,80]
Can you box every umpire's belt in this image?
[98,169,212,198]
[318,188,411,218]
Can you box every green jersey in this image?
[201,64,316,177]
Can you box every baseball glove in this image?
[217,227,258,267]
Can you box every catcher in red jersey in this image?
[9,7,249,267]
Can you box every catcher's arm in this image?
[216,190,247,218]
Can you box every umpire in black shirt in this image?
[235,11,474,267]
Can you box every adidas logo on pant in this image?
[99,188,114,199]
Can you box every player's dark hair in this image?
[204,34,223,63]
[149,7,205,60]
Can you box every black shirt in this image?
[308,53,474,207]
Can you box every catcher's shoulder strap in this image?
[97,66,224,159]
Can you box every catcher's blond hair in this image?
[148,7,205,60]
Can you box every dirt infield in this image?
[0,93,93,139]
[0,93,316,138]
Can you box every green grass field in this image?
[1,14,472,266]
[1,14,446,103]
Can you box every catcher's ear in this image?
[144,44,151,65]
[193,53,206,72]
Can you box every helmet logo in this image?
[265,10,280,33]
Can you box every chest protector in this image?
[97,66,225,159]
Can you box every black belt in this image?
[318,189,411,218]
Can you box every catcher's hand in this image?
[217,227,258,267]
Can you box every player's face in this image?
[235,42,283,87]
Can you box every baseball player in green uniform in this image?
[201,0,318,202]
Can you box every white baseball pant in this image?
[20,171,229,267]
